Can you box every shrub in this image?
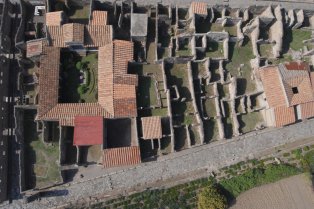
[219,164,300,197]
[197,183,227,209]
[292,148,303,159]
[77,85,88,94]
[303,146,310,152]
[303,150,314,173]
[283,152,290,157]
[76,61,82,70]
[84,71,90,86]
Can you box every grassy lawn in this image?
[151,108,168,117]
[220,164,300,197]
[24,110,61,190]
[60,52,98,103]
[137,76,158,108]
[226,38,256,94]
[238,112,263,133]
[67,4,90,24]
[290,29,312,51]
[167,64,196,122]
[205,41,224,58]
[203,99,216,118]
[259,44,273,58]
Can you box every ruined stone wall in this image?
[187,62,204,144]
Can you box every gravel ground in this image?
[230,174,314,209]
[2,119,314,209]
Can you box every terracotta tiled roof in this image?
[98,40,137,118]
[47,25,65,47]
[63,23,84,44]
[259,66,287,108]
[26,39,47,58]
[46,11,64,26]
[37,47,60,119]
[90,11,108,25]
[301,101,314,119]
[102,146,141,168]
[190,2,208,15]
[141,116,162,139]
[85,25,112,47]
[284,61,310,71]
[274,106,296,127]
[47,25,112,47]
[74,116,104,145]
[42,103,111,126]
[278,63,314,106]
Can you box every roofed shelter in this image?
[141,116,163,150]
[258,61,314,127]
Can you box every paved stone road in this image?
[3,118,314,209]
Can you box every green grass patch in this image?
[23,111,61,189]
[137,76,158,107]
[238,112,263,133]
[206,42,224,58]
[226,38,256,94]
[290,29,312,51]
[220,164,301,197]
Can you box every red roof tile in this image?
[63,23,84,44]
[274,106,296,127]
[46,11,64,26]
[98,40,137,118]
[74,116,104,146]
[141,116,162,139]
[37,47,60,119]
[301,101,314,119]
[90,11,108,25]
[190,2,208,15]
[284,61,310,71]
[102,146,141,168]
[26,39,46,58]
[259,66,287,108]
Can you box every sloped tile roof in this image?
[141,116,162,139]
[37,47,60,119]
[90,11,108,25]
[278,63,314,106]
[274,106,296,127]
[46,11,64,26]
[190,2,208,15]
[84,25,112,47]
[102,146,141,168]
[47,25,65,47]
[63,23,84,44]
[98,40,137,118]
[300,101,314,119]
[74,116,104,145]
[258,66,287,108]
[26,39,47,58]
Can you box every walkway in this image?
[3,118,314,209]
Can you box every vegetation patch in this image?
[219,164,301,197]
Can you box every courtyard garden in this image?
[60,52,98,103]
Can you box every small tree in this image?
[198,184,227,209]
[76,61,82,70]
[77,85,88,94]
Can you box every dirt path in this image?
[230,174,314,209]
